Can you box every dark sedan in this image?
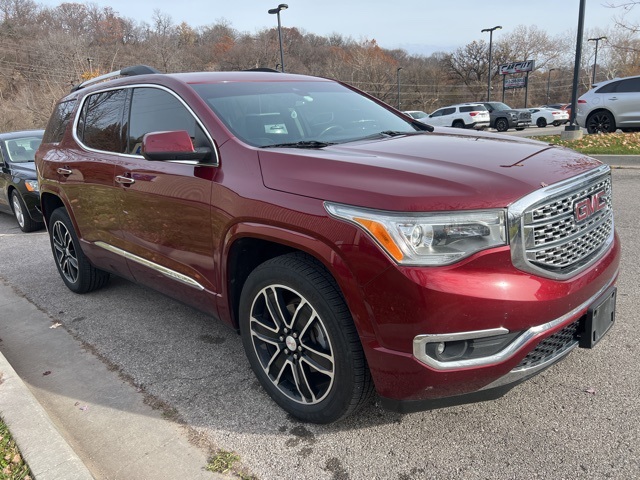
[0,130,45,232]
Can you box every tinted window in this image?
[442,108,456,116]
[431,109,445,117]
[128,87,208,155]
[78,90,127,153]
[614,78,640,93]
[596,81,618,94]
[459,106,486,113]
[43,100,76,144]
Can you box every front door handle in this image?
[115,175,135,185]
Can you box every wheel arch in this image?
[40,191,67,228]
[222,224,373,340]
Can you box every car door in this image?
[62,90,133,279]
[114,86,219,312]
[0,143,10,211]
[607,77,640,127]
[428,107,455,127]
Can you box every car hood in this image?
[257,130,602,211]
[6,161,37,179]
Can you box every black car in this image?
[0,130,45,232]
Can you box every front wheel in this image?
[49,207,110,293]
[536,118,547,128]
[586,111,616,134]
[239,253,374,423]
[495,118,509,132]
[11,191,42,232]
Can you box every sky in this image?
[37,0,640,55]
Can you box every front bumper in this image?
[356,233,620,410]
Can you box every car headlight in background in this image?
[325,202,507,266]
[24,180,40,192]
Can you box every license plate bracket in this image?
[580,286,617,349]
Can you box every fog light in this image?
[436,342,445,355]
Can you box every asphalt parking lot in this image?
[1,167,639,479]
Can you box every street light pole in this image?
[268,4,288,72]
[397,67,402,109]
[588,36,607,85]
[481,25,502,102]
[546,68,556,104]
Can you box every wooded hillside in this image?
[1,0,639,131]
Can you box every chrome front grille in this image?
[509,166,614,279]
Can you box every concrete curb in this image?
[592,155,640,168]
[0,351,94,480]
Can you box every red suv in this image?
[36,66,620,423]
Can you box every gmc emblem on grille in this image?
[574,190,606,222]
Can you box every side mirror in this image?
[142,130,211,162]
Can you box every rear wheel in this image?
[495,118,509,132]
[239,253,374,423]
[586,111,616,134]
[452,120,465,129]
[536,117,547,128]
[49,207,110,293]
[11,191,42,232]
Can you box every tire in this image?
[452,120,465,129]
[49,207,110,293]
[586,110,616,134]
[239,253,374,423]
[536,117,547,128]
[515,127,525,131]
[11,191,43,232]
[495,118,509,132]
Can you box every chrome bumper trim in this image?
[412,270,617,370]
[94,241,205,291]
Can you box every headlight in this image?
[24,180,39,193]
[325,202,507,266]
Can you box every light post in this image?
[481,25,502,101]
[561,0,586,140]
[546,68,556,104]
[268,4,288,72]
[397,67,402,109]
[588,36,607,85]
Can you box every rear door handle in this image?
[116,175,135,185]
[57,167,72,175]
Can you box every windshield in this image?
[3,136,42,163]
[192,81,421,147]
[488,102,511,112]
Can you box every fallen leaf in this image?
[74,401,80,407]
[79,405,88,411]
[584,387,596,395]
[43,371,51,376]
[50,322,62,329]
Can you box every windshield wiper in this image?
[261,140,336,149]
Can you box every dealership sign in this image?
[499,60,535,75]
[504,77,527,89]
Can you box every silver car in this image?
[576,75,640,134]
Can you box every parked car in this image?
[0,130,45,232]
[477,102,531,132]
[529,108,569,127]
[577,75,640,133]
[422,103,490,129]
[36,66,620,423]
[403,110,430,122]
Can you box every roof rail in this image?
[243,68,281,73]
[71,65,161,92]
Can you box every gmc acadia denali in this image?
[36,66,620,423]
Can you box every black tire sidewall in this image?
[239,256,364,423]
[49,207,107,293]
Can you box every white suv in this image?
[576,75,640,134]
[423,103,490,130]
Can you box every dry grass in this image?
[0,419,32,480]
[534,132,640,155]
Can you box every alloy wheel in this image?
[249,284,335,405]
[52,220,79,284]
[11,194,25,228]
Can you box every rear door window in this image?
[77,89,127,153]
[43,99,77,144]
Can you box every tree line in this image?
[1,0,639,131]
